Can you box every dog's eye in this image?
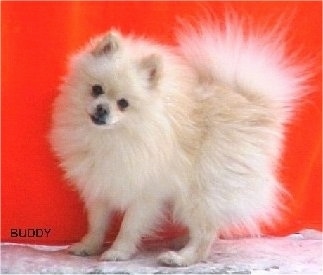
[91,85,104,97]
[117,98,129,110]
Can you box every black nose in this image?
[90,104,110,125]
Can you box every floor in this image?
[1,230,322,274]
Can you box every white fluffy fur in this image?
[50,15,307,266]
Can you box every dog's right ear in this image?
[92,31,121,56]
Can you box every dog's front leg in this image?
[68,199,110,256]
[101,200,162,261]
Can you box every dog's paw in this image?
[100,249,132,261]
[68,242,101,256]
[158,251,189,267]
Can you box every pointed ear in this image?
[92,30,121,56]
[139,54,162,88]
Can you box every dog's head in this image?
[63,30,163,130]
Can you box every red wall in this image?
[2,1,321,244]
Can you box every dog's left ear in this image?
[92,31,121,56]
[139,54,162,88]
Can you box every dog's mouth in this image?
[89,103,110,126]
[90,114,107,125]
[89,114,119,130]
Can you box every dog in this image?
[50,13,307,266]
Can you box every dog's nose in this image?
[90,104,110,125]
[96,104,109,117]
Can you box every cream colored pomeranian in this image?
[50,14,307,266]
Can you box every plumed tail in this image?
[176,12,310,124]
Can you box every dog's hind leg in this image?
[158,200,217,266]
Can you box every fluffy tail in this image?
[176,13,310,124]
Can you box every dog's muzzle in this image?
[90,104,110,125]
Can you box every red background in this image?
[1,1,322,244]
